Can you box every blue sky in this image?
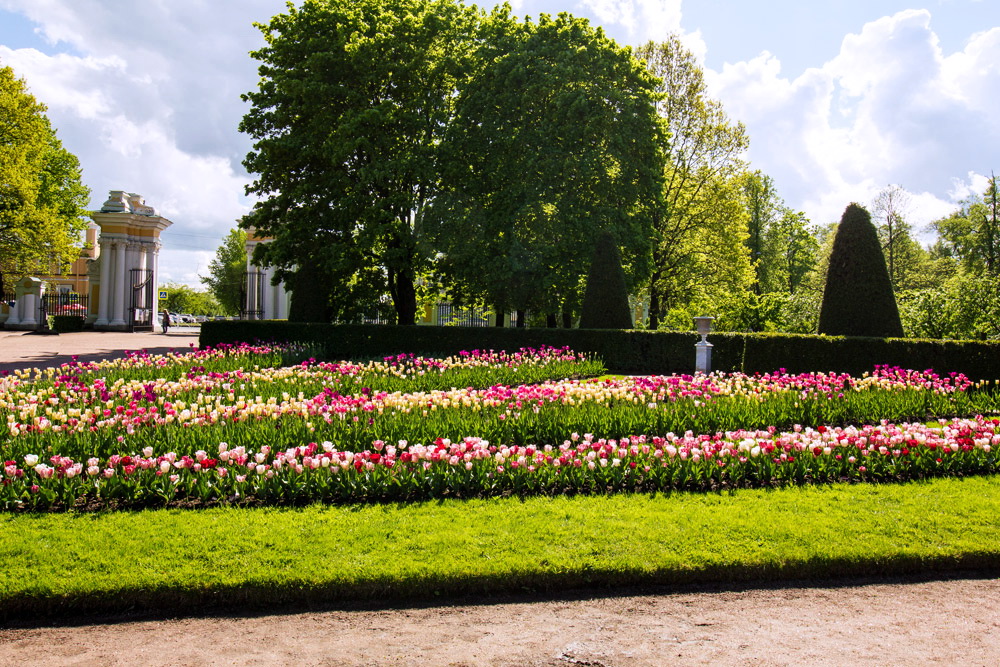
[0,0,997,286]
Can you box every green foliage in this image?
[899,272,1000,340]
[732,170,821,332]
[200,227,246,315]
[240,0,481,325]
[286,255,333,323]
[428,10,665,318]
[634,37,753,328]
[158,283,221,316]
[579,232,633,329]
[4,478,1000,620]
[46,315,83,332]
[933,174,1000,277]
[0,63,89,292]
[818,203,903,337]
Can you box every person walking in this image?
[161,309,171,334]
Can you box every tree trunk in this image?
[648,288,661,329]
[515,309,526,328]
[647,266,663,329]
[562,311,572,328]
[546,313,558,328]
[494,308,505,327]
[389,270,417,325]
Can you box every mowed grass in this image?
[3,475,999,621]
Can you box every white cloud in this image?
[705,9,1000,236]
[0,0,285,287]
[578,0,705,54]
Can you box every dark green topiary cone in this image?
[818,203,903,337]
[579,231,633,329]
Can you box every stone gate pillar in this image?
[4,277,44,330]
[91,191,172,331]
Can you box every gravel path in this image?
[2,576,999,666]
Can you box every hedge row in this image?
[48,315,84,332]
[199,321,1000,380]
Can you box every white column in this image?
[147,244,159,316]
[266,267,278,319]
[277,279,289,319]
[20,293,37,327]
[95,239,113,326]
[111,240,127,327]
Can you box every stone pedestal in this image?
[693,316,715,374]
[695,341,713,374]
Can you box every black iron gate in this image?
[240,271,264,320]
[129,268,154,332]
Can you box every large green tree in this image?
[427,10,666,325]
[157,283,222,316]
[240,0,479,324]
[633,37,752,329]
[0,63,89,294]
[200,227,247,315]
[933,174,1000,277]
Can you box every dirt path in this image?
[2,576,998,666]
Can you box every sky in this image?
[0,0,997,287]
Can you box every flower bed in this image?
[3,417,998,510]
[2,361,996,462]
[2,343,999,510]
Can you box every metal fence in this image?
[41,292,89,318]
[240,271,264,320]
[436,303,494,327]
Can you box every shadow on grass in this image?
[3,553,999,629]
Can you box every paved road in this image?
[0,327,202,373]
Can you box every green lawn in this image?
[3,475,999,620]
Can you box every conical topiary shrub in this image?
[818,203,903,337]
[579,231,633,329]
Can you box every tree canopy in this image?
[0,63,89,293]
[633,37,752,329]
[200,227,247,315]
[426,11,666,322]
[240,0,479,324]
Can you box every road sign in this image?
[159,290,168,300]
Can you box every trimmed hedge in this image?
[200,321,1000,380]
[47,315,84,333]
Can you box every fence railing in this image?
[436,303,494,327]
[40,293,89,318]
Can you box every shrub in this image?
[579,231,633,329]
[818,203,903,337]
[47,315,84,332]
